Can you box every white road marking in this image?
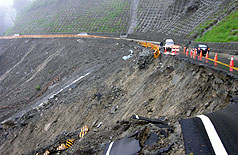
[197,115,228,155]
[106,141,114,155]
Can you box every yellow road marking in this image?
[206,57,238,71]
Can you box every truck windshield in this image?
[166,42,174,45]
[199,45,207,48]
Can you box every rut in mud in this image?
[0,38,237,154]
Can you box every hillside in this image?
[6,0,130,35]
[0,37,237,154]
[196,10,238,42]
[6,0,238,40]
[1,0,238,154]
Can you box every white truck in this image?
[163,39,174,52]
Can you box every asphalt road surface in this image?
[172,50,238,76]
[181,103,238,155]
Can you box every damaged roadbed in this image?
[0,38,237,154]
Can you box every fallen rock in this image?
[215,77,224,84]
[158,143,174,154]
[137,48,154,69]
[185,0,200,14]
[110,105,119,114]
[1,120,15,130]
[44,122,52,131]
[186,110,192,117]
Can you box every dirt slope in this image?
[0,38,237,154]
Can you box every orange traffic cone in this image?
[230,56,234,72]
[230,56,234,67]
[206,51,209,59]
[214,53,218,61]
[214,53,218,66]
[205,51,209,63]
[193,49,196,59]
[190,49,193,58]
[199,50,202,60]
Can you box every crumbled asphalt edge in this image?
[177,55,238,104]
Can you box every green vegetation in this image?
[189,18,216,37]
[10,0,130,35]
[36,85,41,91]
[4,28,13,35]
[196,11,238,42]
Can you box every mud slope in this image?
[0,38,237,154]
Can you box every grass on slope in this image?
[196,11,238,43]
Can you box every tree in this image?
[13,0,32,14]
[0,7,7,35]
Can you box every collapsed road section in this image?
[0,37,238,154]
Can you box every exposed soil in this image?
[0,38,237,155]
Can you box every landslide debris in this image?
[0,38,237,155]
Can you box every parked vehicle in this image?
[163,39,174,51]
[13,34,21,36]
[171,45,180,52]
[77,32,88,36]
[194,44,210,56]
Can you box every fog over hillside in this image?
[0,0,35,35]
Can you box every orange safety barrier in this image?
[139,42,147,47]
[151,44,159,51]
[154,50,160,58]
[147,42,153,48]
[138,41,160,59]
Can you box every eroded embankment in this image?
[0,38,237,155]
